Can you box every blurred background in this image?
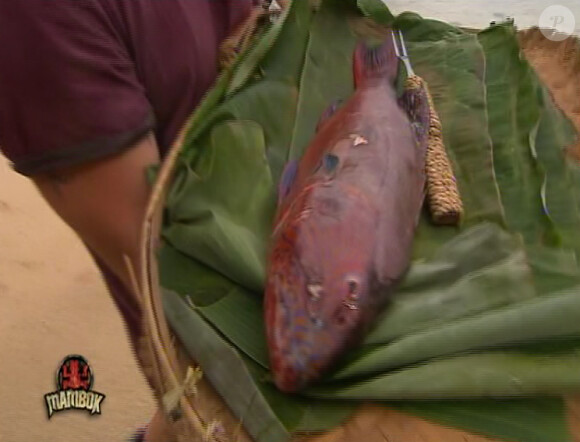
[387,0,580,33]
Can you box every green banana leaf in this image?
[157,1,580,441]
[331,285,580,381]
[165,120,276,293]
[477,25,556,247]
[310,350,580,399]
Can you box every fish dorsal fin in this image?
[316,99,343,133]
[278,159,299,206]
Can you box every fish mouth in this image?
[270,342,329,393]
[266,276,367,392]
[271,358,310,393]
[266,276,332,392]
[265,236,369,392]
[267,288,346,392]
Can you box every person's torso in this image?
[103,0,253,156]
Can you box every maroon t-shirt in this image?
[0,0,253,346]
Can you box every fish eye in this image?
[322,153,340,173]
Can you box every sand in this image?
[0,156,155,442]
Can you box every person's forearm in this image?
[32,134,176,442]
[31,133,160,295]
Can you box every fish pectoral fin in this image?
[316,99,343,133]
[278,159,299,206]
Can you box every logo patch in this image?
[539,5,576,41]
[44,355,106,419]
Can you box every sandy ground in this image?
[0,155,155,442]
[1,3,580,442]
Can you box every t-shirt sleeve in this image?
[0,0,155,176]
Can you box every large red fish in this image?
[264,33,431,393]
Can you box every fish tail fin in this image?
[353,35,399,88]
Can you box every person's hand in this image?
[144,408,177,442]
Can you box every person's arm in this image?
[0,4,171,441]
[0,0,159,292]
[32,134,172,442]
[31,133,159,294]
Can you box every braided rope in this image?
[405,75,464,226]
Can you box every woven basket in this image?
[132,23,580,442]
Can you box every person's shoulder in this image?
[0,0,128,87]
[0,0,103,21]
[0,0,121,42]
[0,0,152,177]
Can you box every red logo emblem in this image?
[58,355,93,390]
